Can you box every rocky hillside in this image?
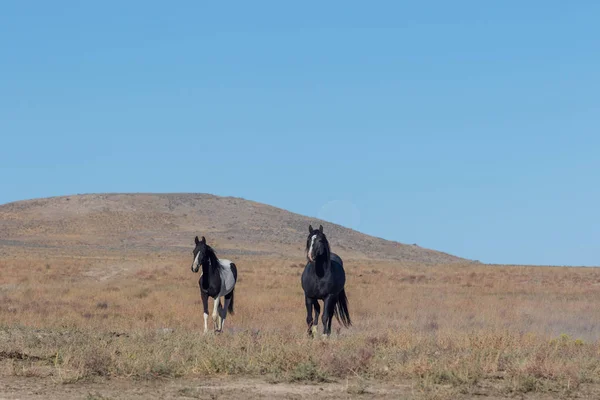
[0,193,472,263]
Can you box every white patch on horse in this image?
[192,252,201,271]
[308,235,317,261]
[216,259,236,297]
[203,312,209,333]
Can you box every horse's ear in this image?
[201,236,206,244]
[319,225,323,233]
[194,236,200,245]
[309,225,314,234]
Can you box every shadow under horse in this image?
[301,224,351,337]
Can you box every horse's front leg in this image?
[200,287,209,334]
[305,296,314,336]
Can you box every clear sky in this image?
[1,1,599,266]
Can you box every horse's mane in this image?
[321,236,331,263]
[204,245,222,270]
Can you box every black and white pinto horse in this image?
[191,236,238,333]
[301,225,351,337]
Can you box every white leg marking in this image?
[203,312,208,333]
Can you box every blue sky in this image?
[1,1,599,266]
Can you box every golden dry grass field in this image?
[2,194,600,399]
[2,248,600,399]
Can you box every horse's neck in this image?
[202,254,221,278]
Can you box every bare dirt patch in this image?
[4,376,598,400]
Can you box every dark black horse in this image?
[301,224,351,337]
[191,236,238,333]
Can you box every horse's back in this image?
[330,253,343,268]
[329,253,346,288]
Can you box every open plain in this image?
[1,194,599,399]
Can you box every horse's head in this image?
[191,235,209,273]
[306,224,329,262]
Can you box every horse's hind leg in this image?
[220,292,232,332]
[326,295,336,335]
[305,296,314,336]
[212,297,221,332]
[322,294,337,337]
[217,301,224,332]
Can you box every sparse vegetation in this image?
[2,194,600,398]
[2,253,600,398]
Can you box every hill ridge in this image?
[0,193,473,264]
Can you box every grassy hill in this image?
[0,193,470,263]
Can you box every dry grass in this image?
[2,253,600,396]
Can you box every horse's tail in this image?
[228,262,237,315]
[334,289,352,328]
[228,289,235,315]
